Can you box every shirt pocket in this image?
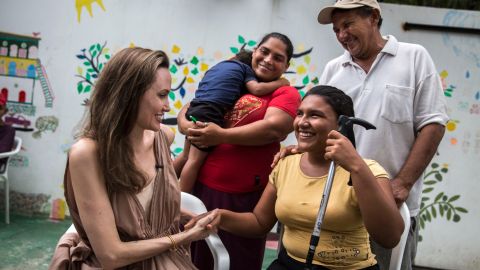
[380,84,414,124]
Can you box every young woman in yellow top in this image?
[188,85,404,270]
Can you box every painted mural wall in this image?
[0,0,478,268]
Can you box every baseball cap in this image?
[317,0,381,24]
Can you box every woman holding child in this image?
[178,32,301,270]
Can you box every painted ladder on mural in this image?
[35,59,54,108]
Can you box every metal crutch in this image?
[304,115,376,269]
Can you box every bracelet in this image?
[166,234,177,251]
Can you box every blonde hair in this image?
[80,47,169,193]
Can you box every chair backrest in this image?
[180,192,230,270]
[389,203,411,270]
[0,136,22,174]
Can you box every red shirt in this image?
[197,86,300,193]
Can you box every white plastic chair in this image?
[0,136,22,224]
[181,192,230,270]
[389,203,411,270]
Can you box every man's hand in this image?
[271,144,300,168]
[390,178,411,207]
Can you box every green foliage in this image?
[418,162,468,241]
[75,42,110,95]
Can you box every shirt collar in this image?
[340,35,399,67]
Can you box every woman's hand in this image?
[184,209,221,233]
[183,210,219,242]
[324,130,363,172]
[186,121,224,148]
[271,145,300,168]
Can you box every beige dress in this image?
[49,131,197,269]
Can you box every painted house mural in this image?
[0,32,54,131]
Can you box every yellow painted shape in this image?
[75,0,106,23]
[200,63,209,72]
[174,100,182,109]
[297,44,305,52]
[186,77,195,84]
[197,47,204,56]
[439,70,448,79]
[129,42,135,48]
[172,45,180,54]
[446,121,456,132]
[304,55,311,64]
[183,66,189,76]
[450,138,458,145]
[77,66,83,75]
[296,65,307,75]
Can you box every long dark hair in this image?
[80,47,169,193]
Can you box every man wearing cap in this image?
[317,0,448,269]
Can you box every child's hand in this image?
[279,77,290,86]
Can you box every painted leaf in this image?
[230,47,239,54]
[439,205,444,216]
[247,40,257,46]
[423,187,434,193]
[434,192,444,202]
[455,207,468,213]
[435,173,443,181]
[431,163,439,168]
[105,54,111,60]
[302,75,310,85]
[453,214,461,222]
[76,54,86,59]
[304,55,311,64]
[191,68,199,75]
[84,85,92,93]
[424,180,436,185]
[426,210,431,222]
[99,63,104,71]
[183,66,189,76]
[431,206,437,218]
[77,83,83,94]
[421,197,429,202]
[170,65,178,74]
[96,43,101,51]
[92,74,98,78]
[441,167,448,173]
[83,61,91,66]
[200,63,209,72]
[89,44,96,52]
[448,195,460,202]
[238,35,245,44]
[419,218,425,229]
[168,91,175,101]
[190,56,199,65]
[420,202,425,209]
[92,50,98,58]
[446,209,452,220]
[86,73,91,81]
[180,87,186,98]
[174,100,182,110]
[311,77,319,84]
[88,68,95,72]
[173,147,183,154]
